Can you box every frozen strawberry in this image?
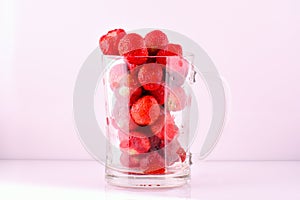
[99,29,126,55]
[165,56,189,85]
[118,130,129,142]
[145,167,166,175]
[130,95,160,126]
[115,69,142,105]
[146,57,157,63]
[149,84,187,110]
[151,112,177,142]
[124,48,148,65]
[112,100,138,133]
[140,151,165,174]
[148,135,162,151]
[156,116,179,142]
[118,33,148,65]
[144,30,168,55]
[148,84,166,105]
[164,69,185,86]
[156,43,183,65]
[119,131,151,154]
[165,86,187,111]
[138,63,163,91]
[109,63,128,90]
[127,62,136,71]
[149,111,165,135]
[160,139,186,166]
[120,152,141,168]
[176,147,187,162]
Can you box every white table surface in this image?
[0,161,299,200]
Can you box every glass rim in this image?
[101,51,194,59]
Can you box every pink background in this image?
[0,0,299,161]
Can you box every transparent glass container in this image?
[102,54,195,187]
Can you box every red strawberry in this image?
[165,56,189,85]
[119,131,151,154]
[120,152,141,168]
[115,68,142,106]
[145,167,166,175]
[109,63,128,90]
[156,43,182,65]
[127,62,137,71]
[149,111,165,135]
[156,117,179,142]
[118,33,148,65]
[99,29,126,55]
[149,84,187,110]
[144,30,168,55]
[148,84,166,105]
[165,86,187,111]
[124,48,148,66]
[130,95,160,126]
[160,140,186,166]
[176,147,187,162]
[138,63,163,91]
[139,151,165,174]
[112,100,138,133]
[164,69,185,86]
[148,135,162,151]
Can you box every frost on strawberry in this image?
[159,139,186,166]
[115,68,142,106]
[99,29,126,55]
[130,95,160,126]
[119,131,151,154]
[139,151,165,174]
[144,30,169,55]
[109,63,128,90]
[156,43,183,65]
[112,99,138,133]
[149,84,187,111]
[118,33,148,65]
[165,86,187,111]
[138,63,163,91]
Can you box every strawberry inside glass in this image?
[100,29,190,175]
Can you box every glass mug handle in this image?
[190,69,227,163]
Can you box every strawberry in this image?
[144,30,168,55]
[127,62,137,71]
[138,63,163,91]
[165,56,189,86]
[156,117,179,142]
[156,43,182,65]
[109,63,128,90]
[165,86,187,111]
[164,69,186,86]
[149,84,187,111]
[147,111,178,143]
[160,140,186,166]
[176,147,187,162]
[124,48,148,66]
[139,151,165,174]
[99,29,126,55]
[130,95,160,126]
[118,33,148,65]
[148,84,166,105]
[149,110,166,135]
[115,68,142,106]
[148,135,162,151]
[119,131,151,154]
[112,100,138,133]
